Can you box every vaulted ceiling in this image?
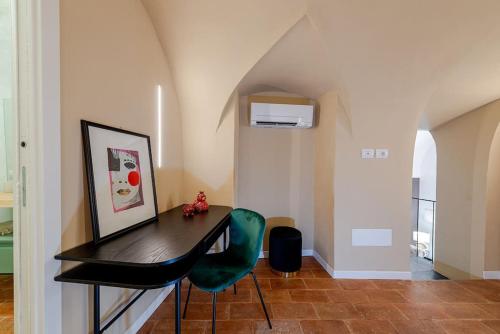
[237,16,335,99]
[143,0,500,130]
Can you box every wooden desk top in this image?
[55,205,232,267]
[0,192,13,208]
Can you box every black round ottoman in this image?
[269,226,302,277]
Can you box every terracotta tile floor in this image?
[139,257,500,334]
[0,274,13,334]
[5,258,500,333]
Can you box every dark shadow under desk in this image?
[54,205,232,334]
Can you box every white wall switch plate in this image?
[376,149,389,159]
[361,149,375,159]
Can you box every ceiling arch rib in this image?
[141,0,309,200]
[306,0,500,130]
[237,16,336,100]
[144,0,500,132]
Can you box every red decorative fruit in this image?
[196,191,207,202]
[194,200,209,213]
[193,191,209,213]
[183,204,195,217]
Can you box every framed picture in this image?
[81,120,158,243]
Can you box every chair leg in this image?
[233,283,237,295]
[212,292,217,334]
[250,272,272,329]
[182,282,192,319]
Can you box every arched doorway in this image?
[411,130,442,279]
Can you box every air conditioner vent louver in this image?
[250,102,314,129]
[256,121,298,127]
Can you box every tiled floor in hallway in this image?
[140,257,500,334]
[0,274,13,334]
[411,256,447,281]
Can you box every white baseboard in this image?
[302,249,314,256]
[484,271,500,279]
[259,249,313,258]
[311,251,411,280]
[333,270,412,280]
[312,251,335,278]
[125,286,173,334]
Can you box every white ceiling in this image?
[422,30,500,128]
[237,16,335,99]
[144,0,500,129]
[239,0,500,129]
[306,0,500,129]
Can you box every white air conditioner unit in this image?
[250,102,314,128]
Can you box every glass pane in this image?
[417,200,434,261]
[411,198,436,261]
[0,0,14,230]
[0,0,13,185]
[3,99,13,182]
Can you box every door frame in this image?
[14,0,62,333]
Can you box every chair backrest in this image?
[228,208,266,269]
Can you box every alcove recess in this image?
[236,92,334,266]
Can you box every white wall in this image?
[60,1,183,333]
[485,124,500,271]
[433,112,480,278]
[433,99,500,278]
[333,103,415,274]
[142,0,306,206]
[313,91,336,266]
[236,94,314,250]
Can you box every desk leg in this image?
[175,281,181,334]
[94,285,100,334]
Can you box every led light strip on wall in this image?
[157,85,162,168]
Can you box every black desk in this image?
[54,205,232,334]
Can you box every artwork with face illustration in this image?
[107,148,144,212]
[82,120,158,243]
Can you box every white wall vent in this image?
[352,229,393,247]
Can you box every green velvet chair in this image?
[183,208,272,333]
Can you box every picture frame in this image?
[81,120,159,243]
